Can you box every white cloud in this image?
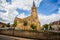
[38,8,60,25]
[58,8,60,13]
[12,0,42,10]
[0,9,18,24]
[16,8,60,26]
[0,0,42,24]
[17,13,29,19]
[1,0,60,26]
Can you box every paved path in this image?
[0,35,35,40]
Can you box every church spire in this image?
[31,0,37,17]
[33,0,35,7]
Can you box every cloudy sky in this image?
[0,0,60,25]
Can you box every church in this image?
[14,1,41,31]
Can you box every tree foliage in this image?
[12,21,17,35]
[12,21,17,27]
[23,21,27,26]
[42,24,53,30]
[30,24,36,30]
[43,24,48,30]
[1,24,5,28]
[6,23,10,27]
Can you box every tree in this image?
[30,24,37,31]
[12,21,17,35]
[6,23,10,27]
[1,24,5,28]
[43,24,48,30]
[13,21,17,27]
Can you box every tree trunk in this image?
[13,27,15,36]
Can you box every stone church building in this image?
[14,1,41,31]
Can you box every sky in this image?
[0,0,60,25]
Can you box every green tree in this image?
[1,24,5,28]
[43,24,48,30]
[12,21,17,35]
[30,24,37,31]
[6,23,10,27]
[13,21,17,27]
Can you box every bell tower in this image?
[31,1,37,18]
[31,1,41,31]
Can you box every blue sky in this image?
[0,0,60,25]
[38,0,60,15]
[16,8,30,16]
[6,0,60,15]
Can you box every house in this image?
[50,20,60,31]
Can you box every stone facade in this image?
[50,20,60,30]
[14,1,41,31]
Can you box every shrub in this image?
[30,24,37,31]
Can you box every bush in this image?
[1,24,5,28]
[42,24,48,30]
[30,24,37,30]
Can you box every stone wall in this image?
[0,30,60,40]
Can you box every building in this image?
[50,20,60,31]
[14,1,41,31]
[0,22,5,27]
